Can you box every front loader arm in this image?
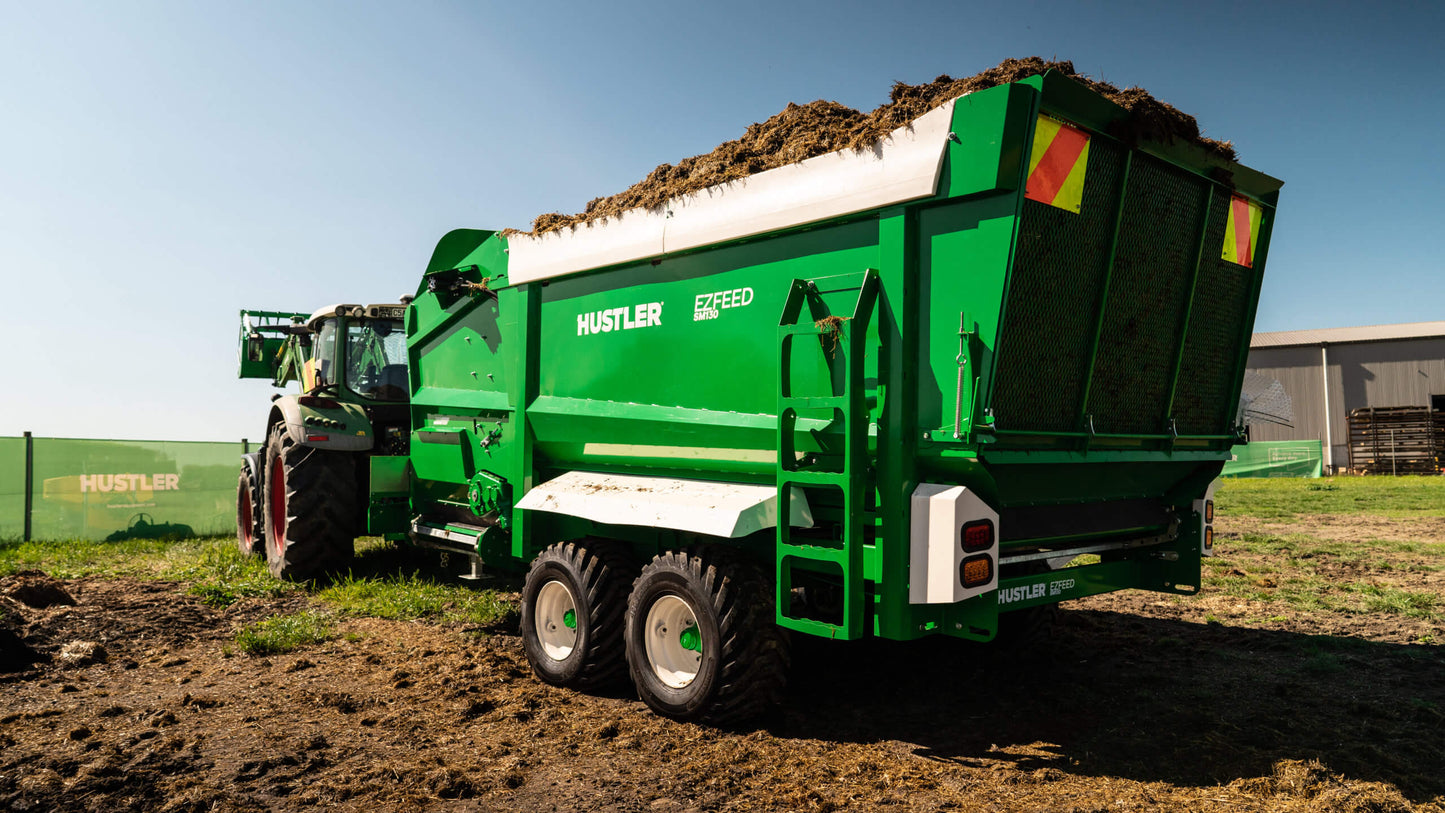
[237,309,310,386]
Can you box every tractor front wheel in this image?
[625,549,789,724]
[235,465,265,556]
[262,423,356,580]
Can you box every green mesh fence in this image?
[0,437,24,540]
[3,436,246,542]
[1221,440,1323,478]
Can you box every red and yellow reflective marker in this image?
[1025,115,1091,213]
[1222,195,1263,268]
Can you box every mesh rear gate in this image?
[1090,154,1208,435]
[1174,202,1255,436]
[991,134,1252,446]
[990,139,1126,433]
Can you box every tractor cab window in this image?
[345,320,408,401]
[312,319,338,390]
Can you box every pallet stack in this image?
[1438,410,1445,465]
[1346,407,1443,475]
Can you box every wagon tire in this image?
[262,423,356,581]
[521,539,635,689]
[994,560,1059,648]
[625,549,789,724]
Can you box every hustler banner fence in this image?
[1,434,248,542]
[1221,440,1324,479]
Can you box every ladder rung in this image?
[779,470,848,486]
[779,543,848,565]
[780,396,847,409]
[780,324,836,336]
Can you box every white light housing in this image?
[909,484,999,604]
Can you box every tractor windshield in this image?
[344,320,408,401]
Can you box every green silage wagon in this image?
[363,70,1280,721]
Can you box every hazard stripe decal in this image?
[1025,115,1091,213]
[1222,195,1263,268]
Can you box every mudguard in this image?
[240,451,263,480]
[269,394,374,452]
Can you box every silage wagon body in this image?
[371,71,1279,708]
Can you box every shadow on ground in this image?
[778,610,1445,801]
[341,540,526,592]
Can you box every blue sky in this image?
[1,0,1441,441]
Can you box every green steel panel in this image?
[917,196,1018,441]
[993,560,1143,611]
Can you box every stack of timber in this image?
[1346,406,1443,475]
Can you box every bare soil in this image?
[2,517,1443,813]
[527,57,1236,235]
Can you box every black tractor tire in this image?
[262,423,357,581]
[520,539,635,690]
[625,549,790,724]
[235,466,265,556]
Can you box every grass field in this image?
[0,535,517,655]
[1216,474,1445,517]
[1,475,1442,812]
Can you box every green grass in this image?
[234,610,334,656]
[319,571,515,627]
[0,534,516,631]
[1205,551,1443,621]
[0,535,300,607]
[1215,476,1445,518]
[1227,531,1443,570]
[0,536,223,579]
[172,542,298,606]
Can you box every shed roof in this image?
[1251,321,1445,349]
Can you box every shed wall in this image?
[1245,337,1445,471]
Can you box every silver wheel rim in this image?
[644,594,702,689]
[536,579,578,661]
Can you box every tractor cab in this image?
[302,304,408,402]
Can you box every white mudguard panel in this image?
[909,483,1000,604]
[515,471,813,539]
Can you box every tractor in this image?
[235,304,410,578]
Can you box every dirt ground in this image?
[527,57,1236,235]
[2,514,1442,812]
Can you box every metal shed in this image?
[1245,321,1445,472]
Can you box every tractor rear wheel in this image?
[262,423,356,580]
[625,549,789,724]
[521,539,635,689]
[235,466,265,556]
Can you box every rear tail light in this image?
[961,520,994,552]
[1205,500,1214,523]
[1204,527,1214,550]
[960,554,993,587]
